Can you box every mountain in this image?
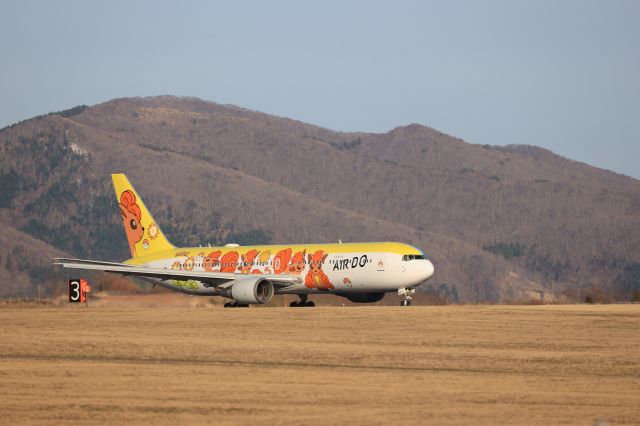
[1,96,639,302]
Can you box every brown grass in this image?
[0,304,639,425]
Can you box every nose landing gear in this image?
[290,294,315,307]
[398,288,415,306]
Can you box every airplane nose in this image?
[423,260,434,280]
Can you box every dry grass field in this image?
[0,304,639,425]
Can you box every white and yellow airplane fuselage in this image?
[54,174,434,306]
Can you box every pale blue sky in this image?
[1,0,638,178]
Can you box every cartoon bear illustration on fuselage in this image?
[118,190,144,257]
[289,249,306,274]
[239,249,261,274]
[220,251,239,273]
[183,256,195,271]
[273,248,292,274]
[304,250,333,289]
[203,250,222,272]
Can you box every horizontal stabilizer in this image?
[52,258,140,267]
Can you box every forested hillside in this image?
[1,96,638,302]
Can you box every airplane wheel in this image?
[400,300,411,307]
[290,301,299,307]
[306,301,315,307]
[224,303,232,308]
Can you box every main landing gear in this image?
[398,288,415,306]
[223,301,249,308]
[290,294,315,308]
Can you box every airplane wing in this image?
[52,258,302,288]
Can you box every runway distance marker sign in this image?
[68,279,91,303]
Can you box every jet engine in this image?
[230,277,274,304]
[338,292,386,304]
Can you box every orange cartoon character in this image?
[304,250,333,289]
[289,249,306,274]
[203,250,222,272]
[273,248,292,274]
[239,249,261,274]
[183,256,195,271]
[220,251,239,273]
[259,250,272,273]
[118,190,143,257]
[259,250,271,263]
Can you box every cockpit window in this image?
[402,254,426,261]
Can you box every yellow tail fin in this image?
[112,173,174,258]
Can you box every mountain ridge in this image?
[1,96,638,302]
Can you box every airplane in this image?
[53,174,435,307]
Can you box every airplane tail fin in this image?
[112,173,175,258]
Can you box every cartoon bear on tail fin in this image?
[118,190,144,257]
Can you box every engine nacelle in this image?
[230,277,274,304]
[338,292,386,304]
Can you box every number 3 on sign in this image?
[68,279,81,303]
